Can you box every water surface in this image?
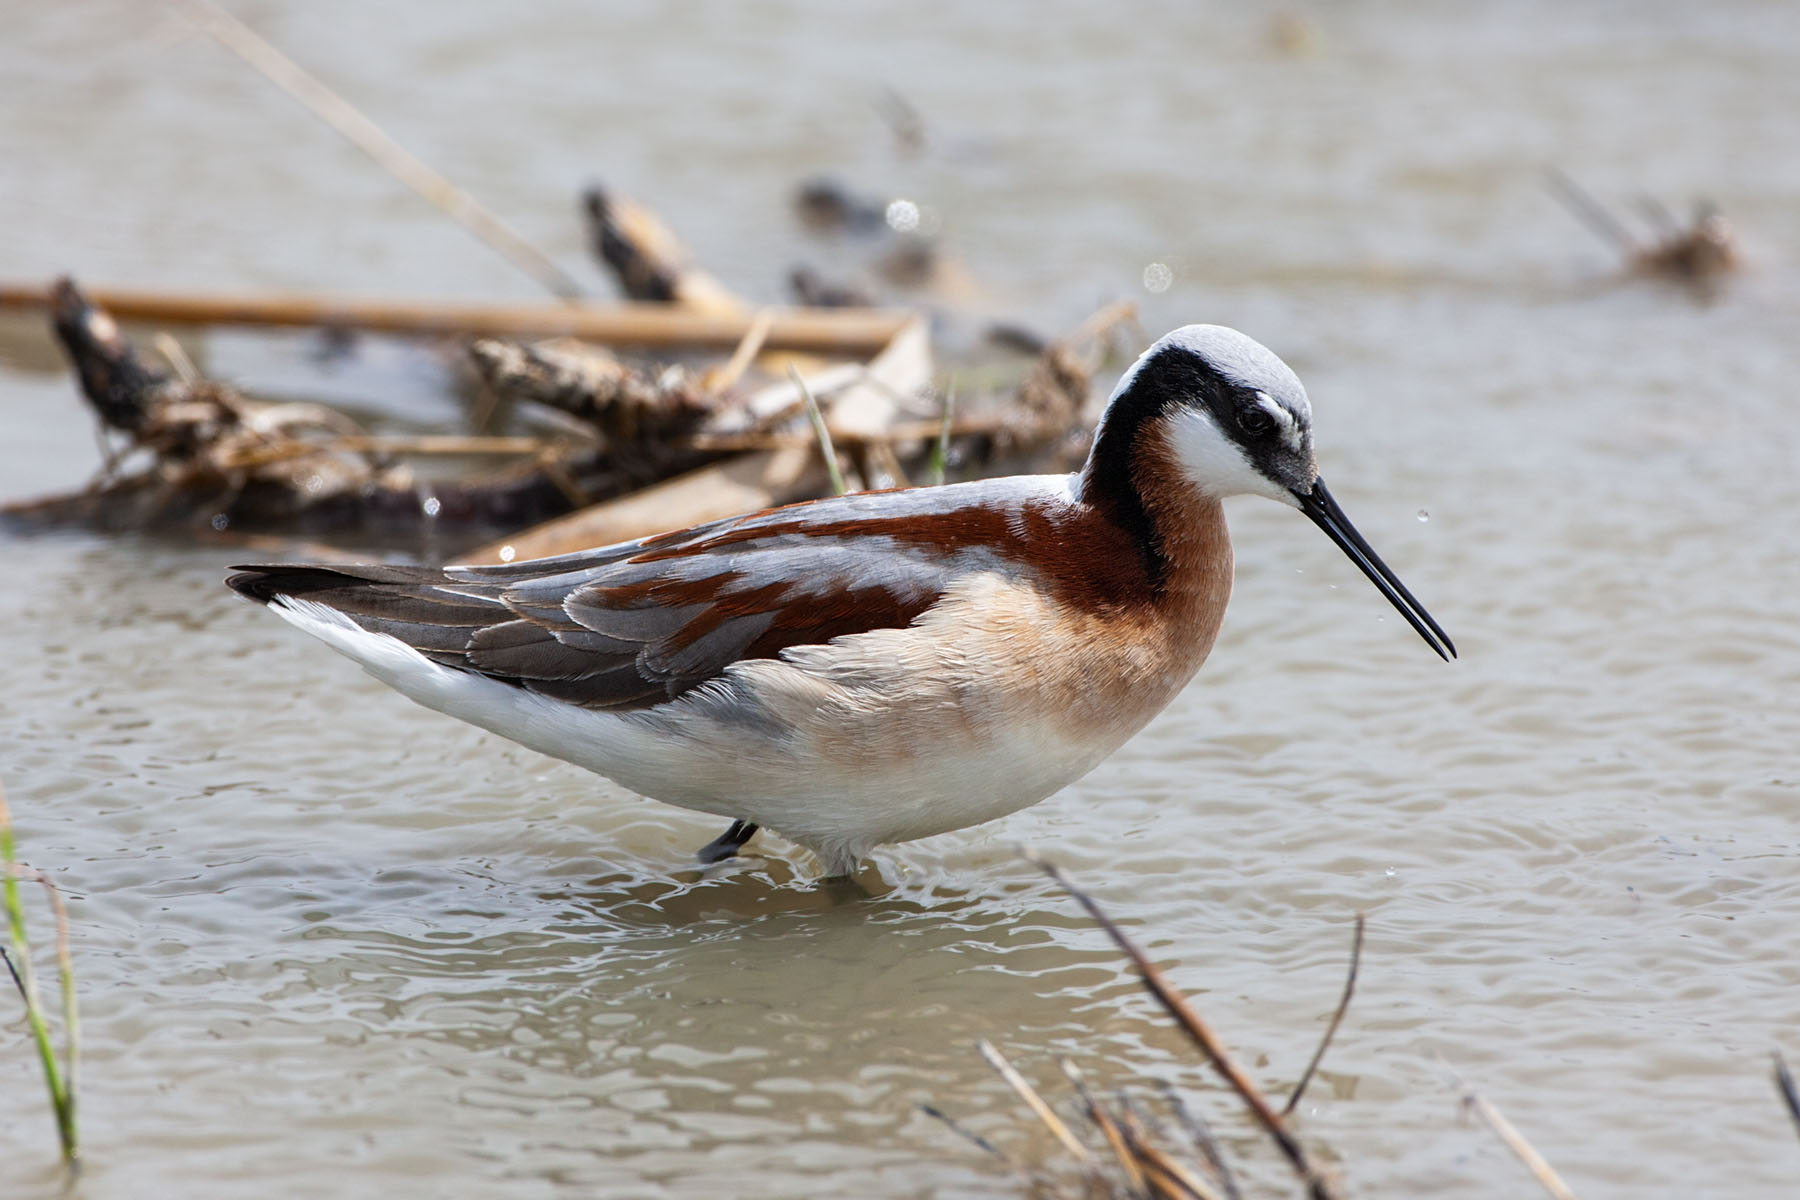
[3,3,1799,1196]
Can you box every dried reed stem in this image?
[1058,1059,1144,1191]
[1114,1090,1222,1200]
[706,308,777,396]
[0,282,912,354]
[684,412,1010,453]
[1284,913,1365,1116]
[1450,1068,1579,1200]
[1028,852,1341,1200]
[1160,1082,1242,1200]
[789,364,848,496]
[170,0,585,300]
[977,1039,1092,1163]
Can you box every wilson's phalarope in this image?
[228,325,1453,877]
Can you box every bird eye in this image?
[1236,406,1275,437]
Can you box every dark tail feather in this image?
[225,563,450,605]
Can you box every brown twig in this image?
[1115,1094,1222,1200]
[1027,852,1341,1200]
[1057,1059,1145,1193]
[1159,1083,1242,1200]
[1283,913,1365,1116]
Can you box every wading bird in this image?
[228,326,1453,877]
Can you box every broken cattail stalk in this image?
[0,283,913,355]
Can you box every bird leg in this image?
[696,819,760,864]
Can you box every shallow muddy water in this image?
[4,2,1800,1196]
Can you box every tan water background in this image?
[4,2,1799,1196]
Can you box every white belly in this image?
[270,571,1200,875]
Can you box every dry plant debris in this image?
[926,855,1359,1200]
[35,277,409,529]
[1547,169,1741,290]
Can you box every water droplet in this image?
[498,544,517,563]
[885,199,920,233]
[422,495,442,518]
[1416,508,1430,522]
[210,512,229,531]
[1384,867,1397,878]
[1142,261,1173,293]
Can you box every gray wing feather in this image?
[235,476,1066,710]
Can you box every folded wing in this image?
[225,487,1034,710]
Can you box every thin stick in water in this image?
[1544,169,1639,254]
[171,0,585,301]
[918,1103,1011,1163]
[1283,912,1365,1116]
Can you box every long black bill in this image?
[1296,478,1456,661]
